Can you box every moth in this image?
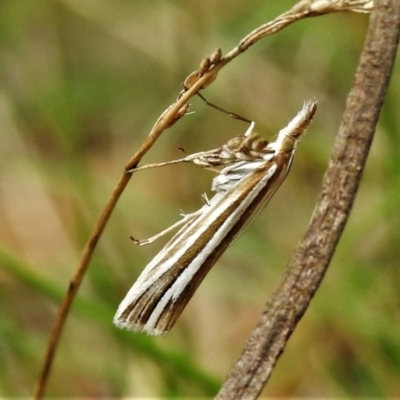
[114,100,317,336]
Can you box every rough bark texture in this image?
[216,1,400,399]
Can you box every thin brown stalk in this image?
[216,1,400,399]
[34,0,377,399]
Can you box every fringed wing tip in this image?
[113,316,168,337]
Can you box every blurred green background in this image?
[1,0,399,398]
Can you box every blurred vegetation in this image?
[0,0,399,398]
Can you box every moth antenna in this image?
[197,92,252,123]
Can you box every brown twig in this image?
[33,0,377,399]
[216,1,400,399]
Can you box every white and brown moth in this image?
[114,100,317,336]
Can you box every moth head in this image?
[275,99,317,152]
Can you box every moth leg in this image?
[201,192,211,206]
[126,148,222,174]
[130,209,203,246]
